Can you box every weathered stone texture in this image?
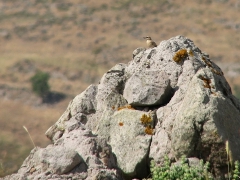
[4,35,240,179]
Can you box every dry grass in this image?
[0,99,66,176]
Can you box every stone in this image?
[45,84,98,142]
[109,109,155,178]
[4,35,240,179]
[123,70,173,106]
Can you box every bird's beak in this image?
[143,37,146,39]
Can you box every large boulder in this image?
[109,109,155,178]
[3,35,240,179]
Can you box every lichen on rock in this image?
[173,49,188,63]
[4,35,240,180]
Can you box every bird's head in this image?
[143,36,152,40]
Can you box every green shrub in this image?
[232,161,240,180]
[150,156,213,180]
[30,71,50,99]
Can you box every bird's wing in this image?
[151,41,157,47]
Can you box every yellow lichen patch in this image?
[145,125,154,135]
[140,114,152,124]
[140,114,154,135]
[57,125,65,132]
[173,49,188,63]
[117,104,135,111]
[188,49,194,57]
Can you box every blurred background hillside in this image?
[1,0,240,176]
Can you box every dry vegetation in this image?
[0,0,240,176]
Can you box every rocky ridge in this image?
[3,35,240,180]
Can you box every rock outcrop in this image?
[3,35,240,180]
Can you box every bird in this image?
[143,36,157,48]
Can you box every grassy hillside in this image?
[1,0,240,176]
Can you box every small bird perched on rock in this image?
[143,36,157,48]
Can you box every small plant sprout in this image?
[150,156,214,180]
[225,140,240,180]
[226,140,233,178]
[23,126,36,148]
[233,161,240,180]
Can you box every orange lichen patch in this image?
[126,104,135,110]
[145,125,154,135]
[202,56,213,67]
[119,122,124,126]
[199,75,217,95]
[188,49,194,57]
[140,114,154,135]
[211,67,224,76]
[204,84,211,89]
[117,104,135,111]
[117,106,124,111]
[201,56,224,76]
[173,49,188,63]
[199,76,211,89]
[140,114,152,124]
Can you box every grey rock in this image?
[96,63,127,111]
[123,70,173,106]
[94,92,128,137]
[132,47,145,60]
[36,146,81,175]
[3,127,119,179]
[109,109,155,177]
[4,35,240,179]
[149,36,240,177]
[45,84,97,142]
[70,84,97,116]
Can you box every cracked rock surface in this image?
[3,35,240,179]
